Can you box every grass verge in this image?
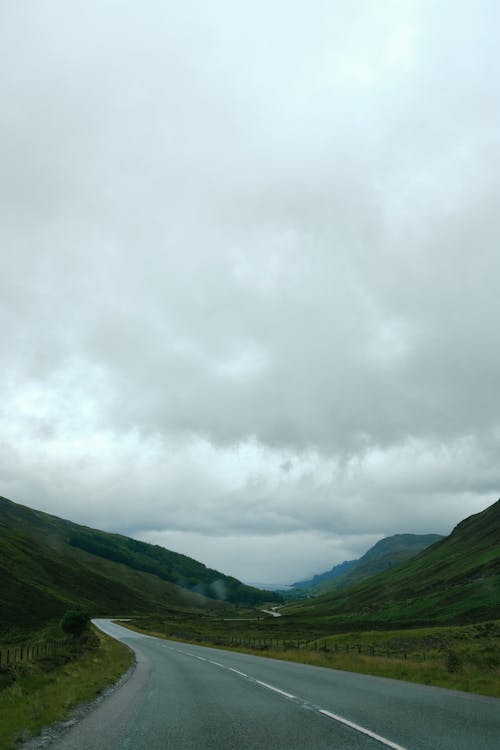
[212,645,500,697]
[120,618,500,698]
[0,627,133,749]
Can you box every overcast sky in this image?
[1,1,499,584]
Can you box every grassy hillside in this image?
[293,533,443,594]
[284,499,500,629]
[0,495,278,639]
[292,559,356,589]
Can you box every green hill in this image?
[0,495,279,639]
[292,559,357,589]
[285,499,500,629]
[292,534,443,593]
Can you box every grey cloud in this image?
[1,1,499,580]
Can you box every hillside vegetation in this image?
[0,495,278,639]
[285,499,500,629]
[292,533,443,594]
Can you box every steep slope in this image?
[286,499,500,628]
[292,559,356,589]
[0,495,278,637]
[292,534,443,593]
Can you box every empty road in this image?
[46,619,499,749]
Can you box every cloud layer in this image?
[1,1,499,581]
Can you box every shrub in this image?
[60,608,90,638]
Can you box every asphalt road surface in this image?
[46,619,499,750]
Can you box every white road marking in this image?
[319,710,407,750]
[171,645,408,749]
[229,667,247,676]
[255,680,296,700]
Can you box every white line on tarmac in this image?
[174,646,408,750]
[319,710,407,750]
[255,680,296,700]
[229,667,247,676]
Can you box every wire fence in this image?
[165,632,423,661]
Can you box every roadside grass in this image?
[121,617,500,698]
[215,645,500,698]
[0,627,133,750]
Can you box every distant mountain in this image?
[292,534,443,593]
[246,582,293,591]
[292,559,357,589]
[286,499,500,628]
[0,495,279,638]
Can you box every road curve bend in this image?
[43,619,499,750]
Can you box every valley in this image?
[1,494,499,748]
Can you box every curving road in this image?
[47,619,499,749]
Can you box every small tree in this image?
[61,608,90,638]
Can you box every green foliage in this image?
[295,534,444,595]
[285,499,500,628]
[60,608,90,638]
[0,627,132,750]
[0,494,279,639]
[67,529,278,605]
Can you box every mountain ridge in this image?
[0,494,279,638]
[285,499,500,628]
[292,533,444,593]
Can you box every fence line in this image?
[164,632,421,661]
[0,640,68,668]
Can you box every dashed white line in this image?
[319,710,407,750]
[170,646,408,750]
[255,680,296,700]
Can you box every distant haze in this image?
[246,583,293,592]
[1,1,499,583]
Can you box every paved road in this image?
[48,619,499,749]
[260,608,282,617]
